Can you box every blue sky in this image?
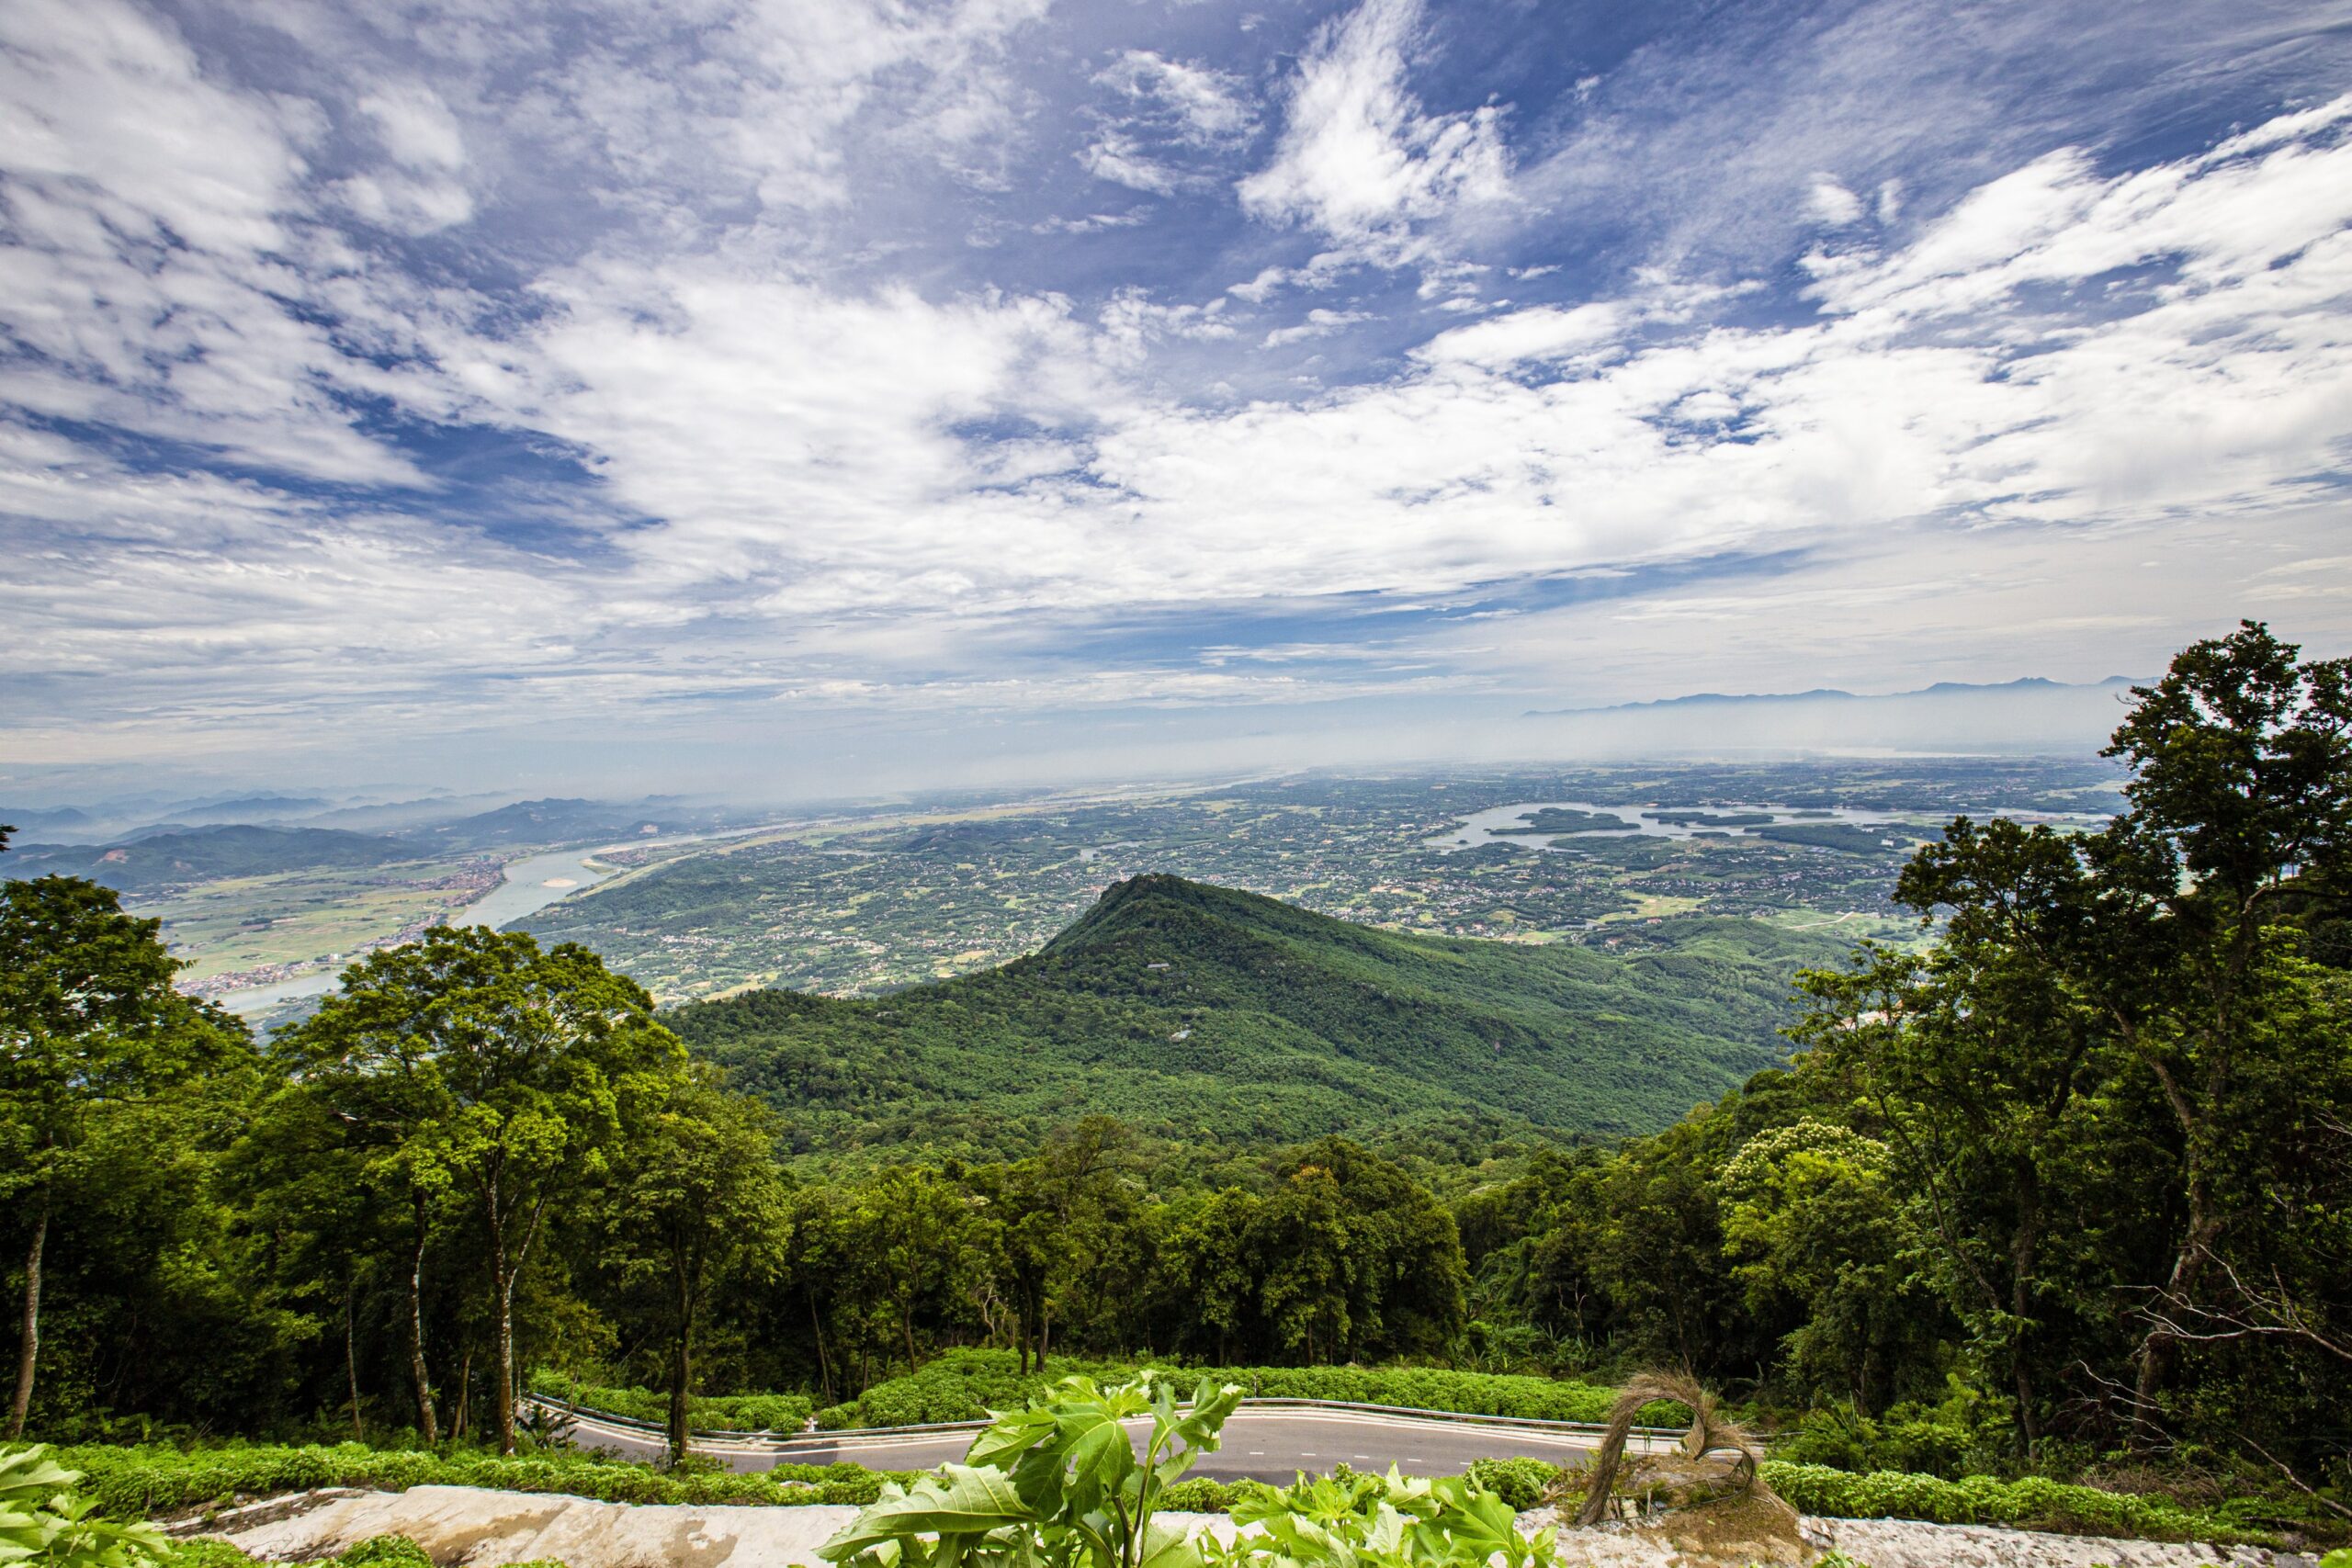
[4,0,2351,798]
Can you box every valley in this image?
[3,757,2120,1024]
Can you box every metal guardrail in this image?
[528,1392,1686,1449]
[528,1393,795,1444]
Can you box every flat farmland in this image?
[141,858,499,985]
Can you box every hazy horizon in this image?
[2,675,2143,818]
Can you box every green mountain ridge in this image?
[674,874,1849,1164]
[3,824,419,891]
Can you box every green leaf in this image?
[818,1467,1035,1562]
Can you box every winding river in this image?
[211,845,625,1016]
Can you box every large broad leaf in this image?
[819,1466,1036,1562]
[967,1407,1062,1474]
[1134,1517,1204,1568]
[1413,1487,1521,1568]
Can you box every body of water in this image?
[213,846,625,1016]
[1426,799,1928,854]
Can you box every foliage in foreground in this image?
[25,1428,2325,1552]
[818,1372,1562,1568]
[0,1446,168,1568]
[811,1349,1628,1430]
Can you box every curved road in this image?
[541,1402,1669,1483]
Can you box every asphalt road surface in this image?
[546,1403,1657,1483]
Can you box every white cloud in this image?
[1805,175,1864,225]
[1238,0,1510,265]
[1095,50,1254,146]
[1081,131,1182,196]
[358,85,468,171]
[1081,48,1255,195]
[0,0,448,483]
[1415,302,1627,367]
[1262,308,1374,347]
[6,8,2352,770]
[1097,288,1236,366]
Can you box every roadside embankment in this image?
[186,1485,2319,1568]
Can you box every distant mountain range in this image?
[1521,674,2148,756]
[1527,674,2142,716]
[0,795,741,880]
[2,825,417,892]
[674,874,1849,1163]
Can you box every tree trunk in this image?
[345,1273,366,1439]
[901,1303,919,1372]
[493,1258,517,1454]
[408,1194,438,1444]
[807,1290,833,1405]
[2132,1195,2223,1443]
[2010,1182,2042,1448]
[6,1188,49,1439]
[451,1348,472,1438]
[668,1273,693,1466]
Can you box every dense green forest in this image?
[675,878,1845,1162]
[0,622,2346,1529]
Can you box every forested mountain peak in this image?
[673,877,1847,1166]
[1040,874,1385,958]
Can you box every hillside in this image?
[2,824,418,891]
[673,874,1849,1162]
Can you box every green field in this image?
[137,859,497,982]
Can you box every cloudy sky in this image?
[5,0,2351,798]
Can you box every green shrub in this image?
[163,1544,256,1568]
[49,1441,908,1520]
[818,1349,1634,1430]
[1777,1383,2012,1480]
[1760,1461,2276,1545]
[1463,1457,1563,1511]
[1155,1478,1246,1513]
[330,1539,431,1568]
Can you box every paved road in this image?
[547,1402,1663,1483]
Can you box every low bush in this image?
[1761,1461,2278,1545]
[811,1349,1637,1429]
[1774,1382,2013,1480]
[1462,1457,1566,1511]
[169,1536,553,1568]
[53,1442,910,1520]
[525,1372,812,1434]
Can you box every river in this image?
[211,845,626,1016]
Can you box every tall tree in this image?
[599,1068,789,1461]
[282,925,682,1453]
[849,1167,977,1373]
[2085,622,2352,1425]
[0,874,247,1436]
